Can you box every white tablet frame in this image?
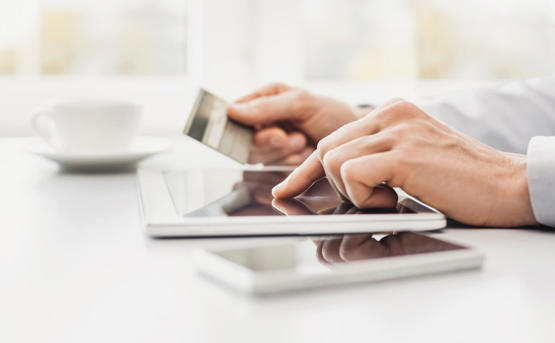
[194,238,483,295]
[137,168,446,237]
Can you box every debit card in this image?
[183,89,254,164]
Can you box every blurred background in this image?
[1,0,554,135]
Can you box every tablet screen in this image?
[163,169,419,218]
[212,233,467,273]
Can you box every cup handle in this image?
[31,108,56,145]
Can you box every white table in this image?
[1,137,555,343]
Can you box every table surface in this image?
[2,137,555,343]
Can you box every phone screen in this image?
[213,233,467,273]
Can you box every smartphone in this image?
[194,232,483,295]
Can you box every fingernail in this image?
[270,136,284,148]
[290,135,304,150]
[272,181,286,198]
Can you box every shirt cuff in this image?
[527,136,555,227]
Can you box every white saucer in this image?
[27,136,171,171]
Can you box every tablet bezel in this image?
[193,235,483,295]
[137,168,446,237]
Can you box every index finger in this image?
[272,151,325,198]
[235,83,291,103]
[227,90,309,126]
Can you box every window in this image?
[0,0,188,75]
[2,0,554,136]
[1,0,553,79]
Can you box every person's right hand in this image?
[228,83,360,165]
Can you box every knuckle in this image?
[340,161,357,182]
[391,122,413,137]
[316,138,331,159]
[419,120,437,134]
[374,99,416,123]
[380,97,406,110]
[292,89,316,114]
[381,132,398,147]
[390,100,415,112]
[267,82,288,91]
[388,97,406,104]
[321,149,336,169]
[373,107,389,122]
[389,101,420,121]
[294,89,313,104]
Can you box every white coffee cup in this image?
[31,100,142,154]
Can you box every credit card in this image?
[183,89,254,164]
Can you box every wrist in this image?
[502,154,537,226]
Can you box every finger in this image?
[379,97,405,109]
[253,127,289,148]
[341,153,399,208]
[379,234,404,256]
[314,98,406,159]
[345,206,361,214]
[227,90,310,126]
[320,238,344,264]
[234,83,291,103]
[272,150,325,198]
[252,131,307,152]
[316,241,327,265]
[331,202,354,215]
[321,133,395,197]
[286,132,308,151]
[340,234,390,259]
[279,147,314,166]
[271,198,316,215]
[249,133,309,165]
[338,234,385,261]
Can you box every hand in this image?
[271,178,349,215]
[228,83,359,165]
[273,99,537,227]
[246,128,313,165]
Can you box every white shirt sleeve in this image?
[527,137,555,227]
[419,75,555,226]
[420,75,555,153]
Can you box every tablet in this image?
[137,167,446,237]
[195,232,483,294]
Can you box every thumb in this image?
[227,90,310,126]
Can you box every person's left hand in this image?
[247,127,313,165]
[229,83,362,166]
[272,99,537,227]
